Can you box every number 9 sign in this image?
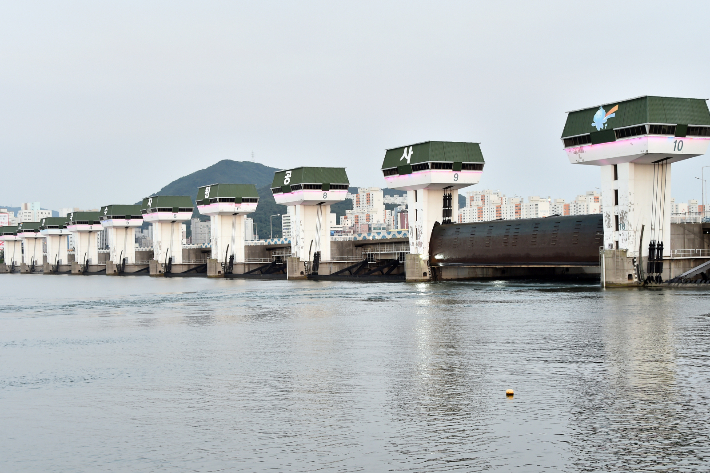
[453,173,459,181]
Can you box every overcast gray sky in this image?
[2,0,710,211]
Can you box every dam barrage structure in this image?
[1,95,709,285]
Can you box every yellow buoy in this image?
[506,389,514,397]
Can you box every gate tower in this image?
[380,141,485,259]
[0,226,22,268]
[99,205,144,265]
[40,217,71,266]
[67,211,103,266]
[17,222,45,267]
[561,96,710,280]
[196,184,259,264]
[270,167,349,263]
[140,196,194,265]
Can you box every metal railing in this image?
[332,230,409,242]
[246,238,291,246]
[671,213,710,224]
[244,258,273,263]
[329,255,364,263]
[362,243,410,254]
[669,249,710,259]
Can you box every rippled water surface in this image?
[1,275,710,472]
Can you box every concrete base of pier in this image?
[105,260,149,276]
[42,263,72,274]
[149,259,207,277]
[0,263,8,273]
[71,262,106,275]
[405,254,430,282]
[20,263,43,274]
[287,257,307,280]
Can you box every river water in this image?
[1,275,709,472]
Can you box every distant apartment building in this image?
[383,194,407,206]
[18,202,51,222]
[0,210,9,251]
[342,187,387,231]
[244,217,256,241]
[190,218,211,245]
[136,226,153,248]
[282,214,292,240]
[671,198,707,222]
[457,190,601,223]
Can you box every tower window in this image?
[613,164,618,181]
[614,190,619,206]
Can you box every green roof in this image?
[196,184,259,205]
[141,196,194,212]
[0,225,18,235]
[18,222,42,232]
[39,217,69,229]
[271,167,349,188]
[381,141,484,170]
[100,205,143,220]
[562,96,710,138]
[68,211,102,225]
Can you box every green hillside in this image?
[152,160,277,196]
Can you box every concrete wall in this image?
[671,223,710,252]
[245,245,272,260]
[405,254,430,281]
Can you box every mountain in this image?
[151,160,278,197]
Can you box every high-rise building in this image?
[457,190,601,223]
[343,187,386,232]
[281,214,292,240]
[18,202,51,223]
[190,218,211,245]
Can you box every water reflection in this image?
[568,290,709,471]
[1,277,709,472]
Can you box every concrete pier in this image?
[141,196,193,271]
[196,184,259,277]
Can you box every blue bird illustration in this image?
[592,105,618,130]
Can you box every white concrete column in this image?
[5,240,23,265]
[74,232,99,265]
[290,204,333,262]
[45,235,68,265]
[211,214,246,263]
[107,227,137,264]
[152,221,184,264]
[409,188,450,258]
[23,238,44,265]
[602,162,672,258]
